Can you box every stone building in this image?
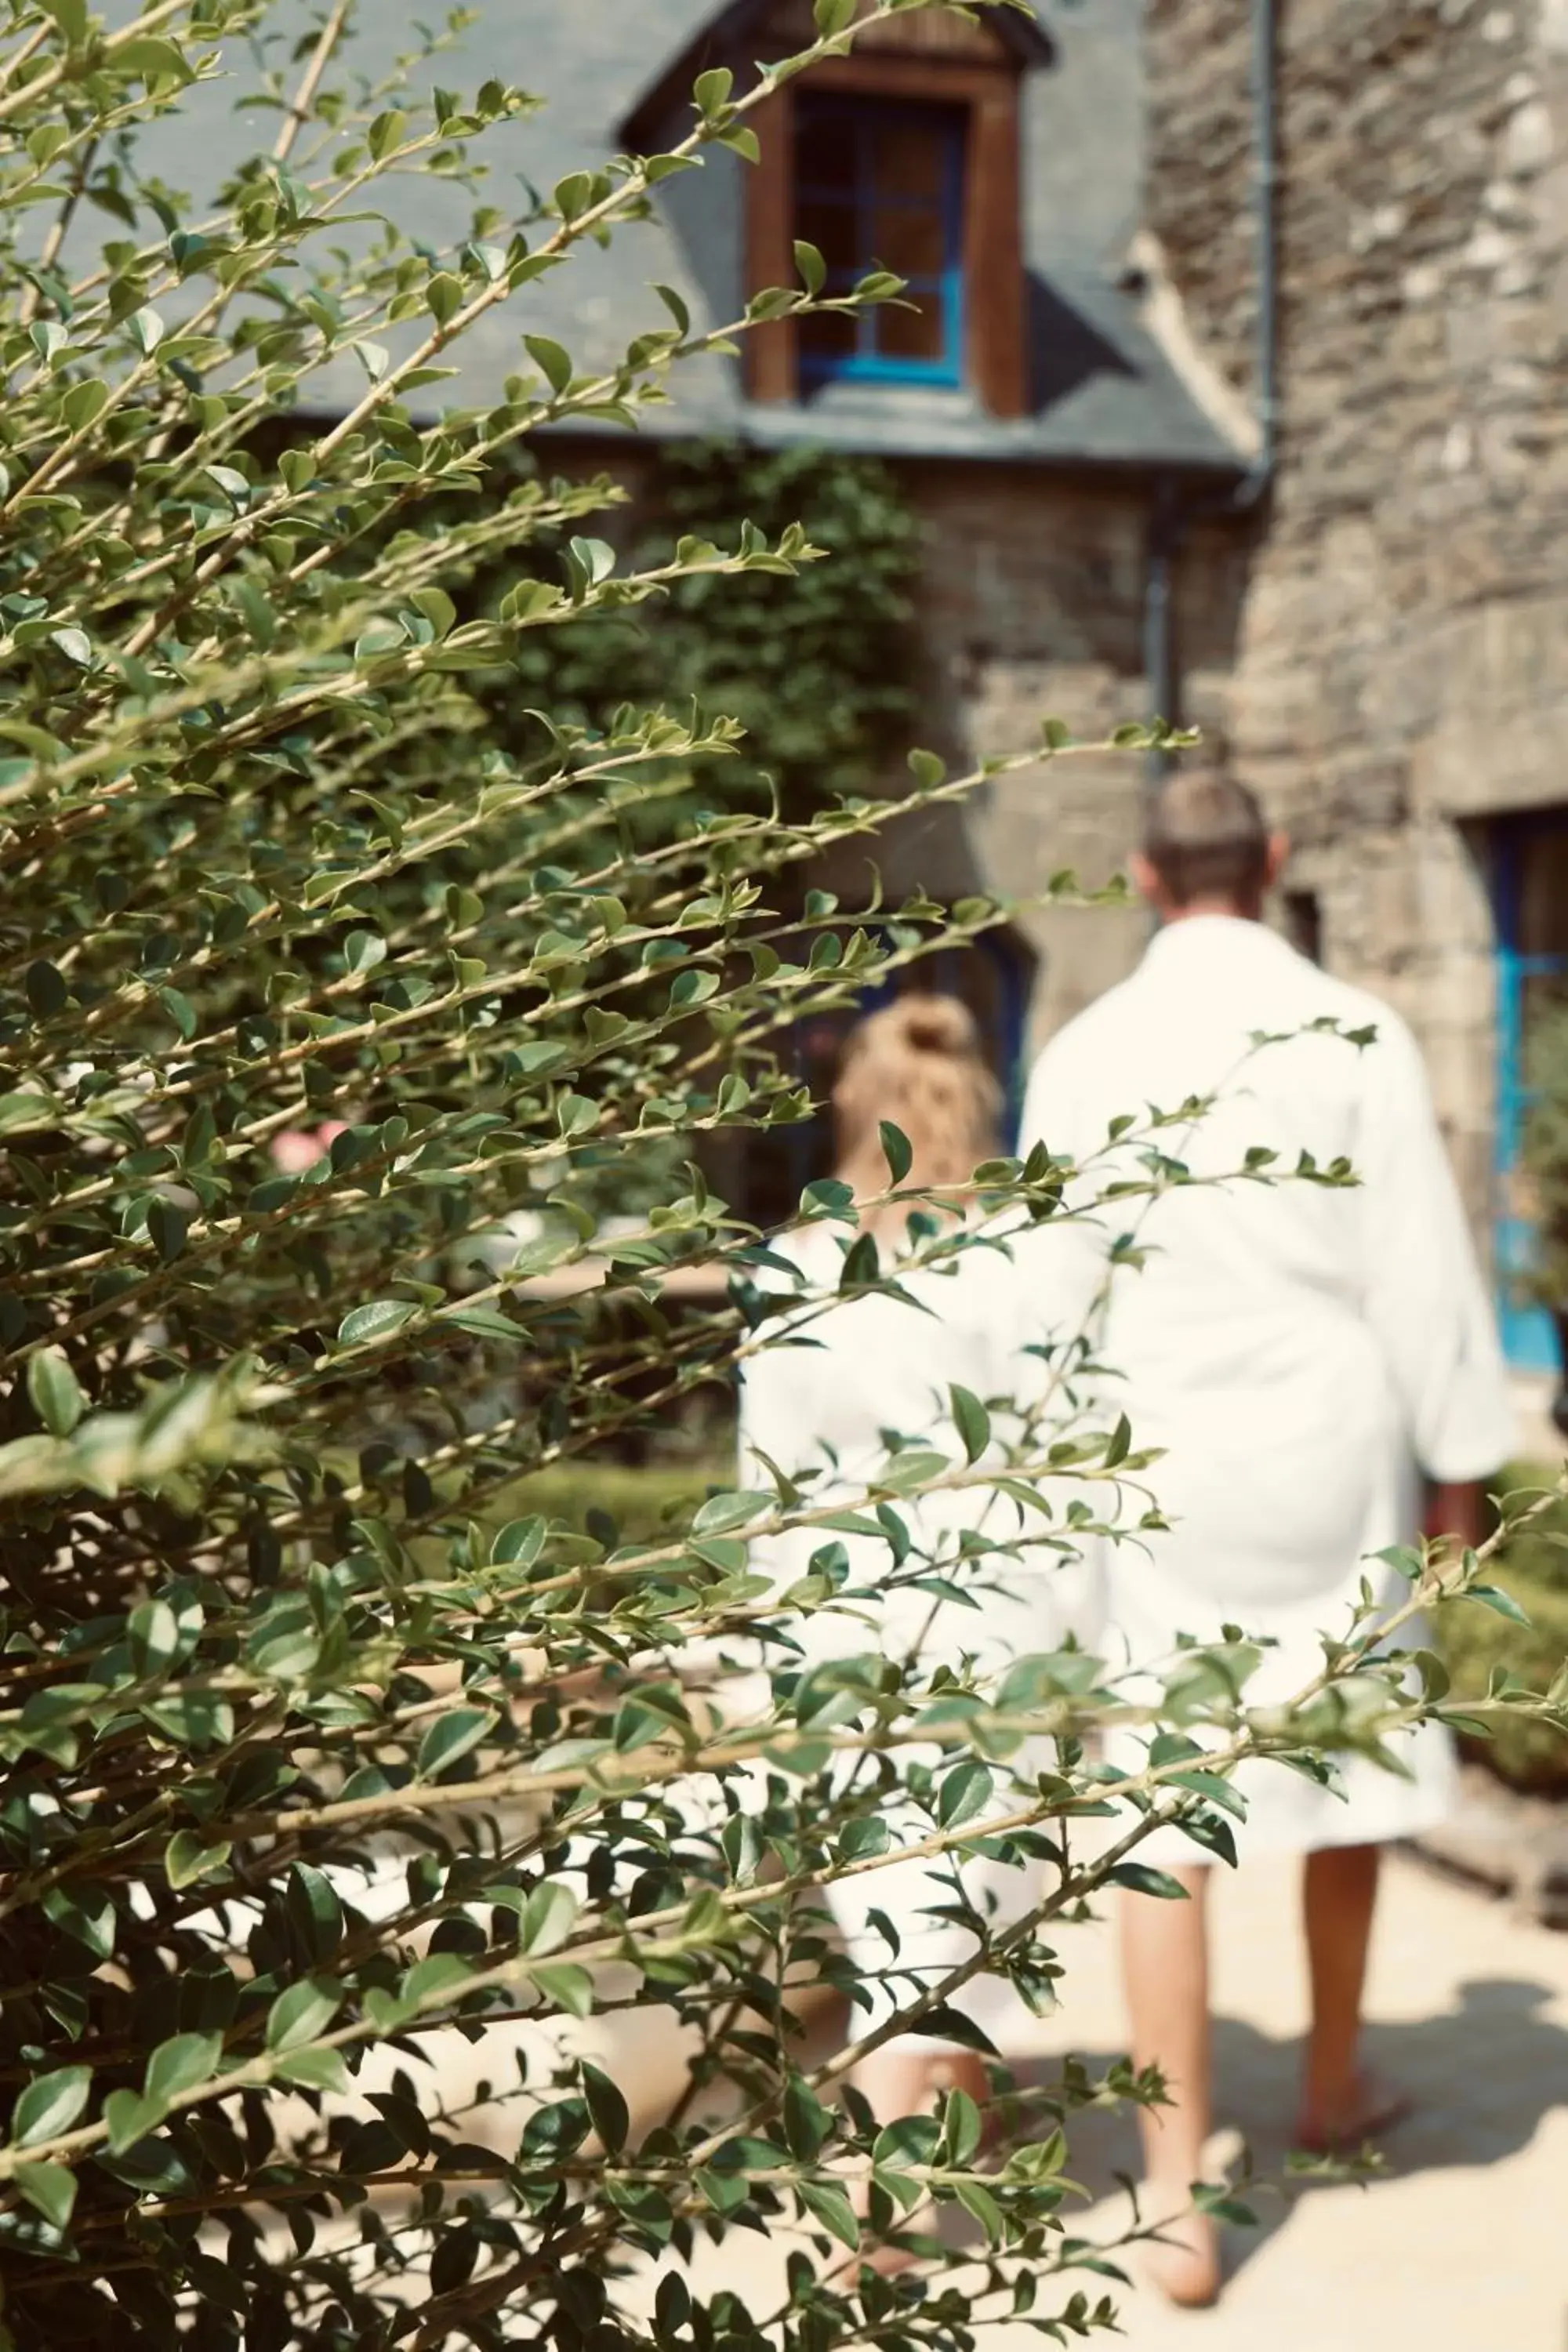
[1142,0,1568,1380]
[187,0,1568,1380]
[400,0,1258,1143]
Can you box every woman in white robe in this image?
[1014,771,1516,2302]
[737,994,1097,2130]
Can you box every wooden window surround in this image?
[746,46,1026,416]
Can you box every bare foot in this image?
[1142,2205,1221,2308]
[1296,2069,1411,2155]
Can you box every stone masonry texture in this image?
[1145,0,1568,1233]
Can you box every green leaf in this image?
[426,270,463,326]
[880,1120,912,1183]
[115,35,192,81]
[519,1881,578,1958]
[524,334,572,392]
[164,1831,231,1889]
[553,171,593,221]
[556,1092,600,1138]
[286,1863,344,1962]
[401,1953,474,2011]
[814,0,858,31]
[953,2176,1004,2241]
[266,1976,342,2054]
[273,2045,350,2096]
[1103,1412,1133,1468]
[1175,1807,1239,1867]
[530,1962,593,2018]
[27,1348,83,1439]
[38,0,89,44]
[13,2160,76,2229]
[941,2085,984,2166]
[25,959,67,1018]
[949,1383,990,1465]
[0,1092,59,1134]
[838,1229,879,1289]
[1106,1863,1191,1900]
[1466,1581,1534,1628]
[582,2061,630,2154]
[937,1758,993,1829]
[42,1884,114,1960]
[693,67,733,117]
[337,1298,421,1348]
[14,2066,91,2149]
[796,2176,858,2249]
[147,1197,187,1262]
[441,1305,526,1342]
[367,107,407,161]
[490,1516,546,1566]
[158,985,198,1041]
[103,2090,159,2154]
[61,379,111,432]
[782,2074,832,2161]
[416,1706,497,1780]
[143,2031,222,2114]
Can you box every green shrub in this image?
[1434,1470,1568,1792]
[498,439,924,830]
[1522,1003,1568,1308]
[0,5,1557,2346]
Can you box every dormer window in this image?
[738,6,1033,417]
[795,96,967,392]
[620,0,1047,419]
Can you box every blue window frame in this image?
[1491,810,1568,1370]
[794,95,967,392]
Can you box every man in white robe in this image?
[1016,771,1515,2303]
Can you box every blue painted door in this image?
[1491,812,1568,1370]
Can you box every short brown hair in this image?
[1143,770,1270,907]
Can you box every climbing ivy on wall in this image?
[495,437,925,827]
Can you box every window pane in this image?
[876,291,946,362]
[796,110,854,194]
[791,98,964,387]
[870,116,947,204]
[869,203,946,282]
[796,198,858,278]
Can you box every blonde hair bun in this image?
[830,991,1001,1227]
[884,994,979,1058]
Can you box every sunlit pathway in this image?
[989,1849,1568,2349]
[612,1850,1568,2348]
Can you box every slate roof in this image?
[157,0,1247,476]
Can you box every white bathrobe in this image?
[1017,913,1516,1862]
[735,1221,1095,2045]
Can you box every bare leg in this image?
[1119,1867,1221,2306]
[1298,1842,1405,2147]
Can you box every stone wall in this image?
[552,442,1231,1066]
[1145,0,1568,1231]
[891,466,1246,1050]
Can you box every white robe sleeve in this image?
[1356,1018,1516,1483]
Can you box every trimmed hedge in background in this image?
[1435,1469,1568,1795]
